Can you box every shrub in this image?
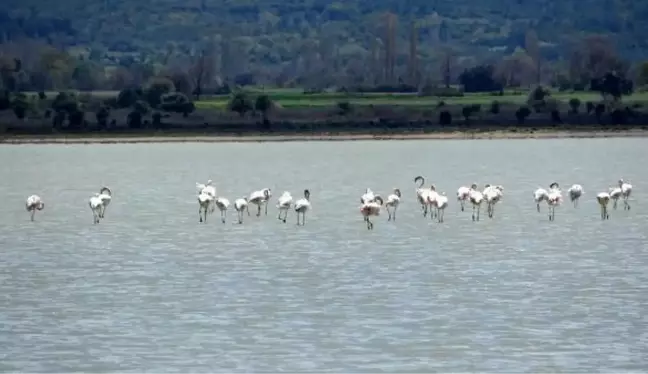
[11,93,29,119]
[568,98,581,114]
[38,91,46,100]
[337,101,352,115]
[152,111,163,128]
[127,110,143,128]
[96,106,110,129]
[144,77,175,107]
[595,103,606,120]
[228,92,253,116]
[116,87,142,108]
[439,110,452,125]
[0,90,10,110]
[159,92,195,117]
[51,91,78,113]
[489,100,500,114]
[134,100,150,115]
[586,101,595,114]
[610,109,627,124]
[550,110,562,124]
[515,106,531,124]
[68,110,85,129]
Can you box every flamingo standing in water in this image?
[385,188,401,221]
[360,196,384,230]
[25,195,45,221]
[294,189,311,226]
[567,184,584,208]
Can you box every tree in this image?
[228,92,253,116]
[525,29,541,84]
[408,22,419,87]
[496,48,536,87]
[591,72,633,101]
[383,12,397,83]
[459,65,503,93]
[440,48,455,89]
[636,61,648,87]
[189,47,215,100]
[255,94,273,124]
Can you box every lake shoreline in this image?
[2,128,648,144]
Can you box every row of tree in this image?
[1,31,648,94]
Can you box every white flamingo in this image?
[547,182,562,221]
[533,187,549,212]
[25,195,45,221]
[196,180,217,213]
[567,184,584,208]
[432,192,449,223]
[469,183,484,221]
[198,191,214,223]
[457,186,471,211]
[360,188,376,204]
[294,189,311,226]
[414,176,436,218]
[276,191,293,223]
[214,196,230,223]
[385,188,401,221]
[249,188,272,216]
[596,192,611,220]
[97,187,112,218]
[89,193,104,224]
[483,184,504,219]
[609,185,622,210]
[360,196,384,230]
[360,188,378,223]
[234,197,249,224]
[618,179,632,210]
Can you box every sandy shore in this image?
[2,129,648,144]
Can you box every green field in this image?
[22,89,648,110]
[195,90,648,110]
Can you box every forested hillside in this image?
[0,0,647,89]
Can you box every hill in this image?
[1,0,647,88]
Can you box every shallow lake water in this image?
[1,138,647,372]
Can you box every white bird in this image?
[294,189,311,226]
[196,180,217,197]
[457,186,471,211]
[276,191,293,223]
[596,192,611,220]
[483,184,504,219]
[609,186,622,210]
[414,175,432,217]
[360,188,376,204]
[25,195,45,221]
[533,187,549,212]
[97,187,112,218]
[547,182,562,221]
[618,178,632,211]
[234,197,249,224]
[196,180,217,213]
[89,193,104,224]
[468,183,484,221]
[360,196,384,230]
[214,196,230,224]
[567,184,584,208]
[432,192,449,223]
[385,188,401,221]
[197,191,214,223]
[249,188,272,216]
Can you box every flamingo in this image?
[89,193,104,224]
[596,192,611,220]
[457,186,471,211]
[214,196,230,223]
[385,188,401,221]
[533,187,549,212]
[97,187,112,218]
[234,197,249,224]
[609,186,622,210]
[196,180,216,198]
[360,196,384,230]
[618,179,632,210]
[294,189,311,226]
[483,184,504,219]
[432,192,449,223]
[249,188,272,216]
[360,188,376,204]
[25,195,45,221]
[567,184,584,208]
[547,182,562,221]
[276,191,293,223]
[468,183,484,221]
[414,176,435,218]
[198,191,214,223]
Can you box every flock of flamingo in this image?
[22,176,633,229]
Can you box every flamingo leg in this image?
[393,207,397,221]
[30,210,35,222]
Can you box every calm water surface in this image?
[1,139,647,372]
